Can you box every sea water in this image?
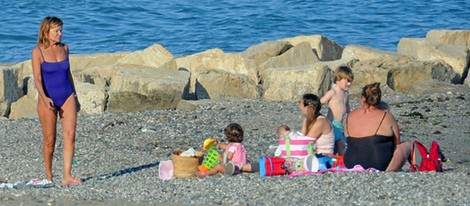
[0,0,468,64]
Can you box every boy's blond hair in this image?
[333,66,354,82]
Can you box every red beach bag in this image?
[409,140,445,172]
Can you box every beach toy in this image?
[197,138,221,172]
[159,160,174,180]
[303,154,319,172]
[259,156,287,177]
[315,154,335,170]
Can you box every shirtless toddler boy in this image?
[320,66,354,155]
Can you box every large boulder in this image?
[316,59,358,77]
[107,64,190,112]
[70,52,128,71]
[348,58,394,96]
[240,40,292,66]
[75,58,179,89]
[397,30,470,83]
[195,70,259,99]
[75,65,114,88]
[69,53,129,88]
[75,82,107,115]
[387,61,457,93]
[176,48,258,99]
[280,35,343,61]
[116,44,174,69]
[262,63,332,101]
[0,66,21,117]
[260,42,320,82]
[396,38,427,58]
[349,57,458,95]
[9,77,36,119]
[426,30,470,47]
[9,95,37,119]
[342,45,401,62]
[12,61,33,86]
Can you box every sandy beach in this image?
[1,87,470,205]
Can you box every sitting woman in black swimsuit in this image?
[344,82,411,171]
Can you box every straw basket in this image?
[172,150,203,178]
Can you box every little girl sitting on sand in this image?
[196,123,248,177]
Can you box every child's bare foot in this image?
[196,171,208,178]
[61,177,82,186]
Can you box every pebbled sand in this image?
[1,88,470,205]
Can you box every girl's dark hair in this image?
[224,123,244,143]
[301,93,322,133]
[361,82,381,106]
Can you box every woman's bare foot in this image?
[61,177,82,185]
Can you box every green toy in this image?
[197,138,221,171]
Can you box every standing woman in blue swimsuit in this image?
[31,16,81,185]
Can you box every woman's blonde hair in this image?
[37,16,63,48]
[301,93,322,133]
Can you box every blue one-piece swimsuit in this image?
[39,48,74,108]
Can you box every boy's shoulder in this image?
[328,88,337,93]
[321,89,336,101]
[330,87,346,97]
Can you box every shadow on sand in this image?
[81,161,160,182]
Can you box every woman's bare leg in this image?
[386,141,411,172]
[37,101,58,181]
[59,95,80,184]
